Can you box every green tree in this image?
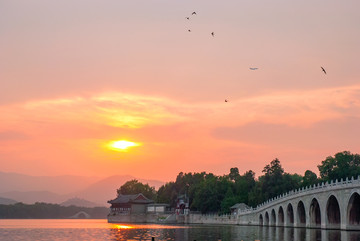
[157,182,178,206]
[157,172,207,208]
[259,159,300,203]
[318,151,360,182]
[234,170,255,204]
[261,158,285,200]
[248,181,264,207]
[283,173,301,192]
[220,187,237,214]
[229,167,240,181]
[154,151,360,212]
[117,179,156,200]
[191,174,220,213]
[302,170,318,187]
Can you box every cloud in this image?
[1,84,360,139]
[0,93,192,132]
[0,85,359,178]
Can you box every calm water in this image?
[1,219,360,241]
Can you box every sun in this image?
[108,140,141,152]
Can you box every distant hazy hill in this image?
[0,171,101,194]
[60,197,103,208]
[0,197,17,205]
[0,172,164,206]
[0,191,69,204]
[71,175,164,206]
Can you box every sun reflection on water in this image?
[112,224,134,229]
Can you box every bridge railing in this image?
[238,175,360,214]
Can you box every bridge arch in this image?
[259,214,263,226]
[347,192,360,228]
[69,211,91,219]
[286,203,294,226]
[265,212,269,226]
[297,201,306,227]
[278,206,284,226]
[326,194,341,229]
[270,209,276,226]
[310,198,321,228]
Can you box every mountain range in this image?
[0,197,17,205]
[0,172,164,207]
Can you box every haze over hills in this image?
[60,197,102,208]
[71,175,165,205]
[0,191,67,204]
[0,172,164,206]
[0,171,101,194]
[0,197,17,205]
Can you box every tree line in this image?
[118,151,360,214]
[0,202,109,219]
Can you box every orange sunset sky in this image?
[1,0,360,182]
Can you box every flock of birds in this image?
[185,11,327,103]
[186,12,214,37]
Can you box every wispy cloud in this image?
[0,85,359,178]
[1,84,360,135]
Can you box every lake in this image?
[1,219,360,240]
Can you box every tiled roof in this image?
[230,203,250,210]
[108,193,154,204]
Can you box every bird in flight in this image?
[188,29,191,32]
[225,99,228,102]
[186,17,189,20]
[321,67,327,74]
[249,67,258,70]
[211,32,214,37]
[192,12,197,15]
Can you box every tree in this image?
[157,172,207,209]
[191,173,222,213]
[234,170,255,204]
[154,151,360,212]
[157,182,178,206]
[261,158,285,200]
[248,182,264,207]
[117,179,156,200]
[220,187,237,214]
[302,170,318,187]
[229,167,240,181]
[263,158,284,176]
[318,151,360,182]
[259,158,300,203]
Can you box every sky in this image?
[1,0,360,182]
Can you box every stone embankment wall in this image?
[185,214,238,225]
[108,213,176,224]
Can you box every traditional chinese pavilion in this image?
[108,193,154,215]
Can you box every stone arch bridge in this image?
[237,177,360,230]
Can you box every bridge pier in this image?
[320,202,327,229]
[340,200,347,230]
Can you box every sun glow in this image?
[112,224,134,229]
[108,140,141,152]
